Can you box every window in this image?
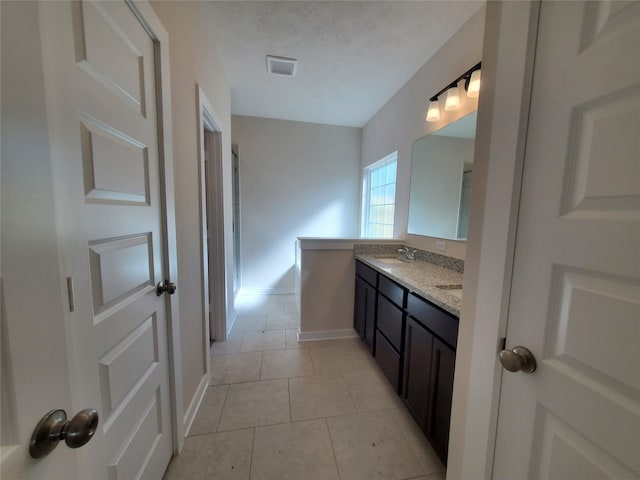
[362,152,397,238]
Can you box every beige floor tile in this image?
[284,302,299,315]
[266,313,299,330]
[342,368,403,412]
[326,410,425,480]
[285,329,309,350]
[310,344,377,375]
[260,349,315,380]
[210,351,262,385]
[231,314,267,332]
[251,419,340,480]
[188,385,229,436]
[162,428,252,480]
[391,407,445,475]
[239,302,286,316]
[211,334,243,355]
[289,374,356,421]
[266,294,297,304]
[239,330,286,352]
[307,337,362,349]
[217,379,290,431]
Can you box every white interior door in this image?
[39,2,173,479]
[493,1,639,478]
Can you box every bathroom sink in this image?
[376,257,409,265]
[436,284,463,299]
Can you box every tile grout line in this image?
[214,384,230,433]
[340,371,359,413]
[215,384,232,433]
[287,377,292,422]
[324,417,342,480]
[248,427,256,479]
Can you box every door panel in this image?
[493,1,639,478]
[39,2,172,479]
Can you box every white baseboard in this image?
[297,329,359,342]
[183,374,208,437]
[238,287,295,296]
[226,309,237,337]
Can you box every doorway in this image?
[231,146,241,297]
[197,88,227,343]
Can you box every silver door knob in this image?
[499,346,537,373]
[30,409,99,458]
[156,280,177,296]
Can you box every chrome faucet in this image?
[397,247,417,261]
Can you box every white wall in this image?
[151,1,233,424]
[361,7,486,260]
[231,116,361,293]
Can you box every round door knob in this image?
[30,408,99,458]
[63,408,99,449]
[156,280,177,296]
[499,346,537,373]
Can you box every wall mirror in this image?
[407,111,476,240]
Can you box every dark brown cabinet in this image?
[354,262,377,351]
[374,278,406,393]
[426,337,455,463]
[403,316,434,430]
[404,292,458,465]
[354,260,458,466]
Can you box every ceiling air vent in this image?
[266,55,297,77]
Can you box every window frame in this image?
[361,151,398,238]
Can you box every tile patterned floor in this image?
[163,294,446,480]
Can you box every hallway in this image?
[163,294,445,479]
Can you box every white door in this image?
[38,2,173,479]
[493,1,639,478]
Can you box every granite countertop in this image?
[356,254,463,317]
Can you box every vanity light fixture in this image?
[426,99,440,122]
[444,82,460,111]
[466,69,481,98]
[425,62,481,122]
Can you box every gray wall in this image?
[361,6,486,259]
[232,115,362,292]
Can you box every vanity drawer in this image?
[406,293,458,349]
[356,260,378,287]
[375,330,401,393]
[378,274,406,308]
[377,293,404,351]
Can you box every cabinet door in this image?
[364,281,376,350]
[354,276,376,351]
[427,338,456,465]
[354,276,367,337]
[403,316,433,430]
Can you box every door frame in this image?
[124,1,185,454]
[447,1,541,478]
[197,86,227,343]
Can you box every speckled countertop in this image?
[356,254,463,317]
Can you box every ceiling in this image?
[206,1,484,127]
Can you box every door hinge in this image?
[66,276,75,312]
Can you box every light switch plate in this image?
[435,240,446,251]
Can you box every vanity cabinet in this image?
[374,276,407,393]
[354,262,377,351]
[353,259,459,465]
[404,292,458,465]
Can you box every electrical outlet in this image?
[435,240,446,251]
